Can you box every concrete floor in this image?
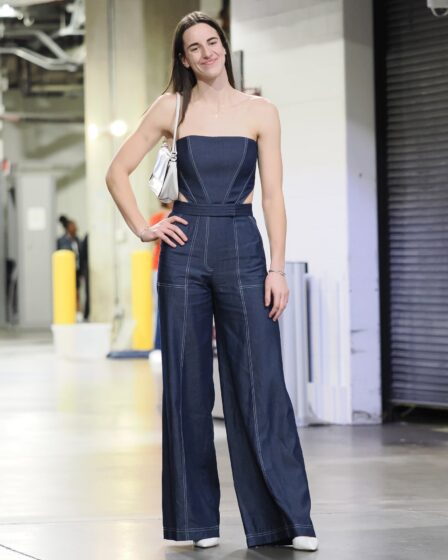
[0,329,447,560]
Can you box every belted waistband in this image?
[173,200,253,217]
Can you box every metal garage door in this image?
[377,0,448,408]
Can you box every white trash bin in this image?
[51,323,112,360]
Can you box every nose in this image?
[202,46,213,58]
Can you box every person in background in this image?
[79,233,89,321]
[57,215,83,321]
[149,201,173,351]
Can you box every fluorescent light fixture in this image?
[88,121,128,140]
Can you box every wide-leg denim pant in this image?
[157,200,317,547]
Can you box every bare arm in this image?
[256,98,289,321]
[257,98,286,272]
[104,92,186,244]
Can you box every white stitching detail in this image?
[233,218,290,533]
[187,137,211,202]
[222,138,248,203]
[179,169,197,203]
[235,166,256,204]
[246,523,314,538]
[204,216,213,272]
[179,218,200,539]
[164,525,219,531]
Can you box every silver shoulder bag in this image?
[148,92,181,202]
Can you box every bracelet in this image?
[268,268,286,277]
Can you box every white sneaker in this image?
[292,536,319,551]
[149,349,162,364]
[193,537,219,548]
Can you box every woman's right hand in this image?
[141,215,189,247]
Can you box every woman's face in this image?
[67,221,77,236]
[181,23,226,81]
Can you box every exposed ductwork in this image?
[0,28,82,70]
[0,109,83,122]
[0,0,84,72]
[0,45,79,70]
[0,1,64,7]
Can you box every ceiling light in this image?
[0,3,23,19]
[109,120,128,138]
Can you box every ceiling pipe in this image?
[0,45,79,70]
[3,28,83,62]
[0,1,64,7]
[0,110,83,122]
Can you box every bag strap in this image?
[171,92,181,154]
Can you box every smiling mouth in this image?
[202,58,218,66]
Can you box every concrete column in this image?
[84,0,198,324]
[343,0,381,424]
[231,0,381,425]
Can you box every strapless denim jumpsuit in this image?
[157,135,317,548]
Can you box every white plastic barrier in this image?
[51,323,112,360]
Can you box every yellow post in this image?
[131,250,153,350]
[52,250,76,324]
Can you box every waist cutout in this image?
[173,200,253,217]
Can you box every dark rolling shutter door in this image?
[384,0,448,407]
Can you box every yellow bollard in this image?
[52,250,76,324]
[131,250,154,350]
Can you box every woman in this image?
[105,11,318,551]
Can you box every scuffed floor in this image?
[0,329,447,559]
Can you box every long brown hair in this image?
[162,11,235,126]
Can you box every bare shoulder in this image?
[156,91,178,112]
[139,91,179,138]
[249,95,279,118]
[145,91,177,112]
[247,95,280,138]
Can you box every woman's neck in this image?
[191,77,235,106]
